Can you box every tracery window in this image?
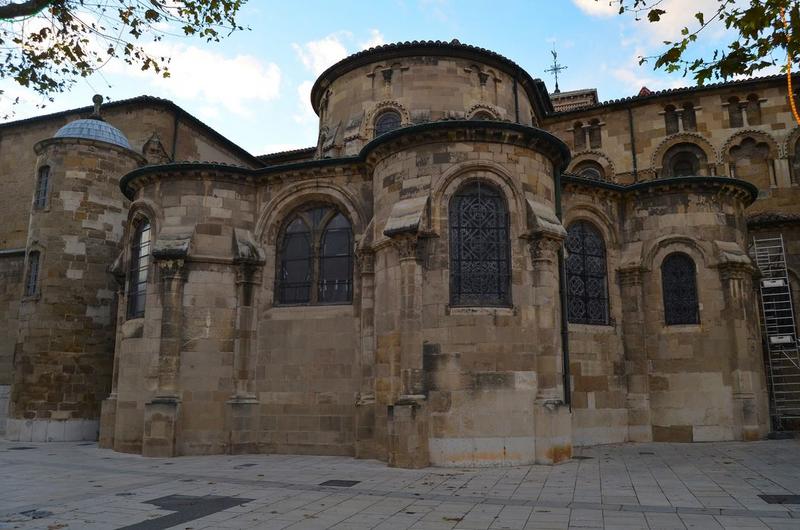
[661,252,699,325]
[664,105,679,135]
[728,96,743,128]
[470,111,495,121]
[449,181,510,306]
[565,221,609,325]
[662,143,706,178]
[374,110,401,138]
[573,160,605,181]
[25,251,40,297]
[33,165,50,209]
[277,205,353,305]
[127,219,151,319]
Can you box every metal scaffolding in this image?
[752,235,800,428]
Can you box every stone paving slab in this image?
[0,440,799,529]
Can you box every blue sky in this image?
[0,0,755,155]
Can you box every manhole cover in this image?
[320,480,360,487]
[759,494,800,505]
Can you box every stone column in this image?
[528,230,572,464]
[718,262,768,440]
[142,257,186,457]
[99,270,126,449]
[355,248,379,459]
[618,266,652,442]
[386,233,429,468]
[226,261,261,454]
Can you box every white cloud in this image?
[293,80,318,125]
[610,49,686,94]
[293,33,351,75]
[360,29,386,50]
[105,42,281,117]
[572,0,618,18]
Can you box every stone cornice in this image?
[562,174,758,206]
[121,121,570,199]
[36,137,148,165]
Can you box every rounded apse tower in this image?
[6,97,145,442]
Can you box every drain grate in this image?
[320,480,360,487]
[7,446,36,450]
[759,494,800,505]
[572,456,593,460]
[639,452,655,455]
[234,463,257,469]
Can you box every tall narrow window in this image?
[746,94,762,126]
[449,181,511,306]
[664,105,679,135]
[573,122,585,150]
[374,110,401,137]
[25,251,40,297]
[588,119,602,149]
[127,219,151,319]
[33,165,50,209]
[661,252,699,325]
[566,221,609,325]
[728,96,743,128]
[682,102,697,131]
[277,205,353,305]
[319,213,353,303]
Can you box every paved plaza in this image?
[1,440,800,529]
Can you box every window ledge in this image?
[568,322,616,333]
[662,324,702,332]
[269,303,353,319]
[446,306,515,316]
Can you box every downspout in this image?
[513,77,520,123]
[555,165,571,408]
[627,105,638,182]
[170,111,179,161]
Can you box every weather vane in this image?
[545,45,567,94]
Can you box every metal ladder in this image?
[752,236,800,428]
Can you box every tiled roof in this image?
[54,118,131,149]
[551,74,794,116]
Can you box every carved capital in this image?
[618,266,644,287]
[391,234,420,261]
[156,258,186,282]
[717,261,755,282]
[527,231,563,263]
[355,248,375,274]
[235,260,263,285]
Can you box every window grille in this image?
[127,219,151,319]
[662,252,699,325]
[566,221,609,324]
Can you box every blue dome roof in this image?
[54,118,131,150]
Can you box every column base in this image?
[142,396,180,457]
[99,395,117,449]
[226,395,259,455]
[388,397,429,468]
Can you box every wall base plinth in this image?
[226,395,259,455]
[533,400,572,464]
[142,396,180,458]
[5,418,98,442]
[99,395,117,448]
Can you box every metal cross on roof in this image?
[545,46,567,94]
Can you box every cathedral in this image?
[0,40,798,467]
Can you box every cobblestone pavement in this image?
[1,440,800,529]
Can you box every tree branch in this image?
[0,0,55,20]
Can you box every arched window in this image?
[662,143,707,178]
[682,102,697,131]
[470,111,495,121]
[374,110,401,137]
[33,165,50,209]
[574,160,606,181]
[588,119,602,149]
[566,221,609,325]
[661,252,699,325]
[277,205,353,305]
[127,219,151,319]
[664,105,679,135]
[449,181,511,306]
[573,122,586,150]
[746,94,762,126]
[25,251,40,297]
[728,96,743,128]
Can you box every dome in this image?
[54,118,131,150]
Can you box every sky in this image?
[0,0,772,156]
